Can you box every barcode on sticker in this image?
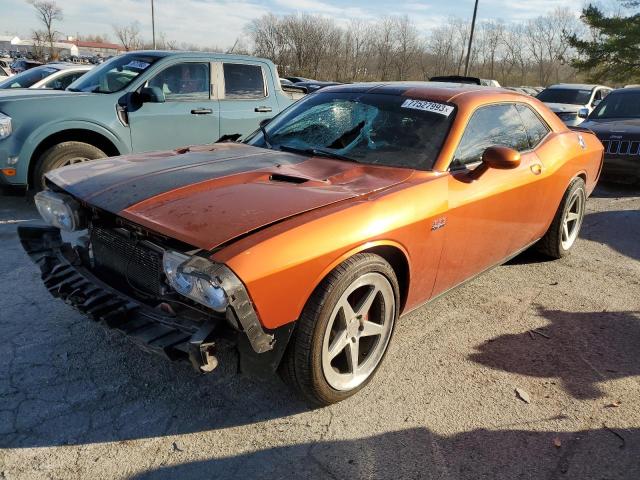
[401,99,454,116]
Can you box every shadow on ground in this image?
[590,181,639,199]
[581,209,640,261]
[130,426,639,480]
[0,308,309,449]
[470,308,640,400]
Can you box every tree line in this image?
[24,0,638,86]
[247,9,580,87]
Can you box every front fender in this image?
[15,120,130,185]
[305,238,411,310]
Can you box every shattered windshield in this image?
[245,92,456,170]
[67,53,159,93]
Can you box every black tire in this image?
[279,253,400,406]
[536,177,586,259]
[33,141,107,191]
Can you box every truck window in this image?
[223,63,266,99]
[148,63,210,101]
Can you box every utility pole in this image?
[463,0,479,77]
[151,0,156,49]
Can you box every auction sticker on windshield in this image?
[124,60,151,70]
[401,99,454,116]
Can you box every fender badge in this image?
[431,217,447,231]
[578,134,586,150]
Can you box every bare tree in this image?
[31,29,47,61]
[526,8,576,85]
[392,16,420,80]
[28,0,62,59]
[245,11,584,86]
[373,17,395,80]
[113,22,143,51]
[82,34,111,44]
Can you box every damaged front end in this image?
[19,195,291,375]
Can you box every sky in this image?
[2,0,587,49]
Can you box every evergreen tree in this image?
[568,2,640,83]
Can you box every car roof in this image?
[610,87,640,94]
[43,62,91,70]
[318,81,513,103]
[546,83,605,90]
[131,50,273,64]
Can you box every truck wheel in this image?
[536,177,586,259]
[280,253,399,406]
[34,141,106,191]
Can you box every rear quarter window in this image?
[515,104,550,148]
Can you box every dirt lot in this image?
[1,182,639,480]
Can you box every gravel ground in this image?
[0,182,639,480]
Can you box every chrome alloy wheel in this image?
[321,272,395,391]
[561,186,585,250]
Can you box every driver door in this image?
[432,103,546,296]
[128,61,220,152]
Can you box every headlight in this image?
[163,251,229,312]
[34,190,86,232]
[0,113,11,139]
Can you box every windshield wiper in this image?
[278,145,359,163]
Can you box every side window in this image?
[601,89,610,99]
[223,63,265,99]
[148,63,209,101]
[593,90,603,102]
[515,104,550,149]
[45,71,85,90]
[452,104,529,167]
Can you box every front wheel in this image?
[280,253,399,406]
[536,177,586,258]
[33,141,107,191]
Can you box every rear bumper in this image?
[18,225,223,373]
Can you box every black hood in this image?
[582,118,640,137]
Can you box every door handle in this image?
[255,106,272,113]
[191,108,213,115]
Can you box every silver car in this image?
[0,63,91,90]
[537,83,612,126]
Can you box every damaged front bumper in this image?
[18,225,293,375]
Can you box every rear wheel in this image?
[536,177,586,258]
[280,253,399,406]
[33,141,106,191]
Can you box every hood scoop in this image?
[269,173,310,184]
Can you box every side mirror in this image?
[259,118,272,128]
[140,86,165,103]
[482,146,521,169]
[577,107,589,119]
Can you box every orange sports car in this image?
[20,82,603,405]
